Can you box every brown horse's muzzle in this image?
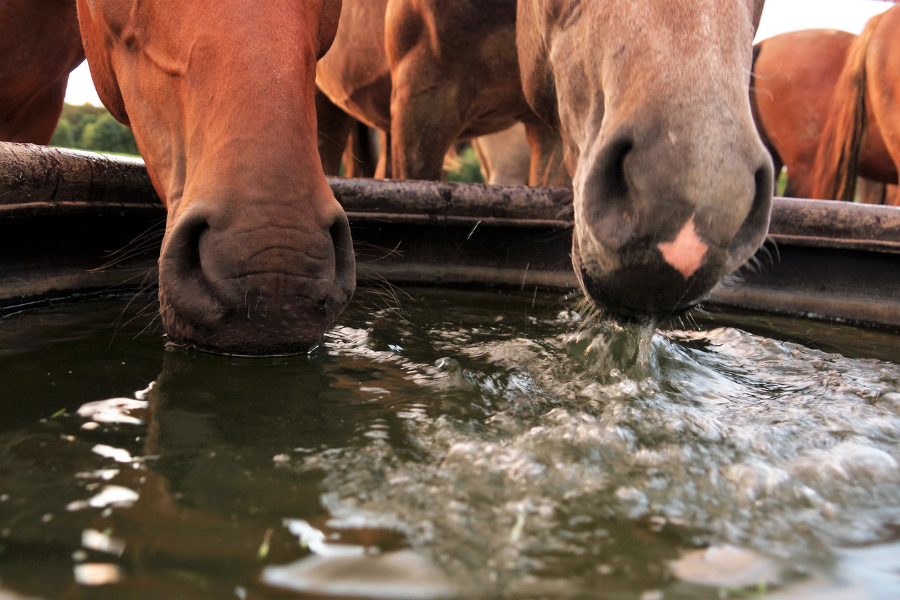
[158,196,356,355]
[573,122,774,320]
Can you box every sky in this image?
[63,0,896,107]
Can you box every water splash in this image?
[295,311,900,597]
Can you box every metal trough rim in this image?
[2,142,899,332]
[3,142,899,251]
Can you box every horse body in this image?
[752,29,896,200]
[811,5,900,204]
[315,1,393,133]
[316,0,567,186]
[77,0,355,354]
[866,6,900,201]
[518,0,773,318]
[0,0,84,143]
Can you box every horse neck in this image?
[0,0,83,142]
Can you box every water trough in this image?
[2,141,899,330]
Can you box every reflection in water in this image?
[0,290,899,598]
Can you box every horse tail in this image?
[811,13,884,201]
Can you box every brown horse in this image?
[751,28,898,202]
[811,5,900,204]
[0,0,84,143]
[75,0,355,354]
[315,0,568,187]
[315,87,383,178]
[517,0,773,318]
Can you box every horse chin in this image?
[571,233,714,323]
[159,293,347,357]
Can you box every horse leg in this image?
[1,85,69,144]
[523,119,571,188]
[887,184,900,207]
[375,130,392,179]
[471,137,494,184]
[359,125,381,178]
[783,164,817,199]
[871,117,900,205]
[855,178,887,204]
[342,122,380,178]
[315,88,354,176]
[870,85,900,205]
[878,123,900,205]
[0,0,83,144]
[389,67,463,180]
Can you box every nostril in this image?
[159,212,224,327]
[581,134,636,247]
[597,136,633,199]
[164,212,211,289]
[726,158,774,264]
[175,216,207,274]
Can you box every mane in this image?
[811,12,885,201]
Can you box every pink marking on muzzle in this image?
[657,216,708,279]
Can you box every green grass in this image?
[96,150,142,159]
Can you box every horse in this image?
[70,0,355,354]
[315,87,383,178]
[751,28,898,203]
[315,0,569,187]
[318,95,532,186]
[318,88,532,186]
[0,0,84,143]
[472,124,532,185]
[811,5,900,204]
[517,0,773,318]
[856,178,898,205]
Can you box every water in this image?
[1,289,899,599]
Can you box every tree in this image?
[70,113,97,148]
[82,114,139,155]
[50,117,74,148]
[50,103,140,155]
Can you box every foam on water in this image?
[286,313,900,597]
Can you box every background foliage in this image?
[49,103,488,182]
[50,103,140,156]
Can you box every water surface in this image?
[1,289,899,599]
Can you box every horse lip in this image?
[577,263,701,322]
[160,305,333,355]
[572,234,709,321]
